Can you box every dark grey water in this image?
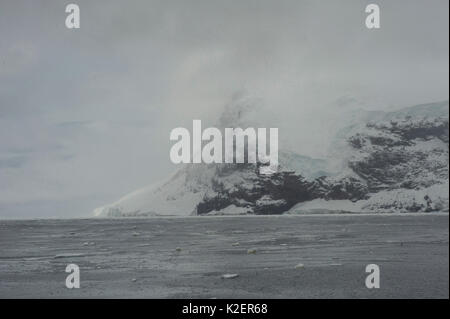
[0,214,448,298]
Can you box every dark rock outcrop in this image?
[196,116,448,215]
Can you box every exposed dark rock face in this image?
[196,116,448,215]
[197,164,370,215]
[197,165,314,215]
[315,176,369,201]
[349,117,449,192]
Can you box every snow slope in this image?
[94,164,215,217]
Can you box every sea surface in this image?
[0,213,448,298]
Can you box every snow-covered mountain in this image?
[94,100,449,217]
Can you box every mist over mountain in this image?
[94,99,449,217]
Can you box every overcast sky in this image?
[0,0,448,218]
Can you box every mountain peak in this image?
[94,101,449,217]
